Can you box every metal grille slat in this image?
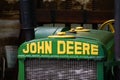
[25,59,97,80]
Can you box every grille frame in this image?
[18,58,104,80]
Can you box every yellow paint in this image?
[22,40,99,56]
[83,43,90,55]
[57,41,66,54]
[37,42,44,54]
[30,42,37,54]
[67,41,74,54]
[23,44,29,53]
[91,44,98,55]
[23,41,52,54]
[45,41,52,54]
[75,42,82,54]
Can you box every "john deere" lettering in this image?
[22,41,99,55]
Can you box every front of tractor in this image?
[18,27,115,80]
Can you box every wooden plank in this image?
[36,9,83,24]
[36,9,114,24]
[86,11,114,23]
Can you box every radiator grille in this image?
[25,58,97,80]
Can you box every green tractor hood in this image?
[18,29,114,60]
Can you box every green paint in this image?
[18,29,115,80]
[18,59,25,80]
[18,38,105,59]
[97,62,104,80]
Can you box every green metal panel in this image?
[35,26,67,39]
[18,29,114,59]
[67,29,114,61]
[67,30,114,47]
[18,29,114,80]
[18,38,105,59]
[97,62,104,80]
[18,59,25,80]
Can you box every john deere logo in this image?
[22,41,99,56]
